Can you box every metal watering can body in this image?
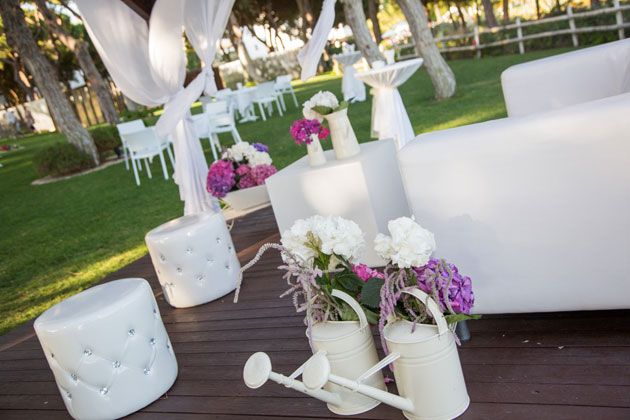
[243,289,385,415]
[309,291,386,415]
[302,287,470,420]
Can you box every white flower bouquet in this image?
[303,90,349,121]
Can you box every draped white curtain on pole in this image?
[297,0,336,81]
[75,0,234,215]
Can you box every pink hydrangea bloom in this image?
[206,160,235,198]
[238,173,257,189]
[251,164,277,186]
[236,163,251,176]
[352,263,386,282]
[318,126,330,140]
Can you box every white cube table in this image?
[266,139,410,267]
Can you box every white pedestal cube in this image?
[266,139,410,267]
[33,278,178,420]
[145,211,240,308]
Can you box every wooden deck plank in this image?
[1,206,630,419]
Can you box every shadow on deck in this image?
[1,207,629,419]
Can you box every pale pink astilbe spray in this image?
[234,242,343,350]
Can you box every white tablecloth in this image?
[355,58,423,149]
[266,139,410,267]
[332,52,366,102]
[224,86,258,122]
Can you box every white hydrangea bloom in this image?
[227,141,255,162]
[302,90,340,121]
[281,215,365,264]
[247,150,273,167]
[374,216,436,268]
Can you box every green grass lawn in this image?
[0,48,572,335]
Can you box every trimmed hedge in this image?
[33,143,95,177]
[89,125,121,159]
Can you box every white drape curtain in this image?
[297,0,336,81]
[75,0,234,215]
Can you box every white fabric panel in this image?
[355,58,423,149]
[398,92,630,314]
[298,0,336,81]
[76,0,234,215]
[502,39,630,117]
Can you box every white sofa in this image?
[398,40,630,314]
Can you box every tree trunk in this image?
[33,0,119,124]
[535,0,541,19]
[454,0,467,28]
[296,0,315,41]
[368,0,383,45]
[502,0,509,24]
[0,0,99,164]
[229,14,265,84]
[396,0,456,100]
[447,1,459,29]
[341,0,384,66]
[481,0,498,27]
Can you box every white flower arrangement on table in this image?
[302,90,349,121]
[374,217,436,269]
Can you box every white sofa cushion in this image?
[398,93,630,314]
[502,39,630,117]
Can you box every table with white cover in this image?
[265,139,410,267]
[355,58,423,150]
[224,86,259,123]
[332,51,366,102]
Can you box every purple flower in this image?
[206,160,235,198]
[412,258,474,315]
[252,142,269,153]
[290,118,328,146]
[352,263,385,282]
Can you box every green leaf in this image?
[311,105,333,115]
[340,303,360,321]
[444,313,482,325]
[335,273,365,293]
[334,100,349,112]
[362,307,380,325]
[360,278,385,309]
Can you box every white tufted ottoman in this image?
[145,211,240,308]
[33,278,178,420]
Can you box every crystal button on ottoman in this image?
[145,211,240,308]
[33,278,178,420]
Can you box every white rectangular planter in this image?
[222,184,270,211]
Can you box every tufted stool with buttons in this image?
[145,210,240,308]
[33,278,178,420]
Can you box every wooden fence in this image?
[395,0,630,59]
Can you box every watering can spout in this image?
[302,353,415,413]
[243,352,343,407]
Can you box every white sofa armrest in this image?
[501,39,630,117]
[398,93,630,314]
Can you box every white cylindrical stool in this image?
[145,211,240,308]
[34,278,178,420]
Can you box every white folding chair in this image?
[194,101,242,161]
[116,120,145,170]
[123,127,173,186]
[275,75,298,111]
[253,82,283,121]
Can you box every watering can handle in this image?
[401,287,448,336]
[331,289,368,330]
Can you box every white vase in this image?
[307,134,327,167]
[324,107,360,160]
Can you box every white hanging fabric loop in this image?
[298,0,336,81]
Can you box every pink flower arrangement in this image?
[205,142,277,199]
[290,118,329,146]
[352,263,386,282]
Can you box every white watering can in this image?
[243,289,386,415]
[301,287,470,420]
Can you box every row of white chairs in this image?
[192,101,242,161]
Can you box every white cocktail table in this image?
[265,139,410,267]
[355,58,423,150]
[332,51,366,102]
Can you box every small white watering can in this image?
[301,287,470,420]
[243,289,386,415]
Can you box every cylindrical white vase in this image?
[307,134,327,167]
[324,107,360,160]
